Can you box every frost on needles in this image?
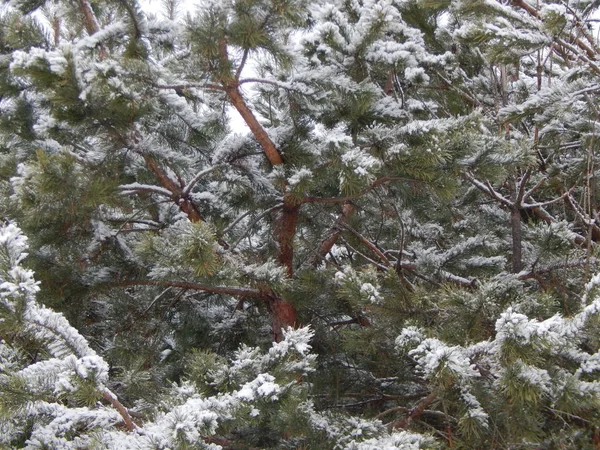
[0,223,434,449]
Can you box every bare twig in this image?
[102,388,138,432]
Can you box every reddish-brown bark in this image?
[143,155,204,223]
[268,296,298,343]
[276,197,301,276]
[226,86,284,166]
[311,202,356,266]
[218,40,297,340]
[102,389,138,432]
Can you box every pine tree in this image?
[0,222,435,448]
[1,0,600,448]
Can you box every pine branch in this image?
[119,183,173,198]
[518,260,593,280]
[308,202,355,267]
[76,0,108,59]
[235,48,251,80]
[78,0,101,35]
[238,78,300,91]
[228,203,284,249]
[153,83,225,92]
[463,173,513,208]
[564,194,600,241]
[510,0,600,65]
[393,392,438,430]
[102,388,138,432]
[143,155,204,223]
[183,165,223,195]
[515,168,532,206]
[218,40,284,166]
[340,238,390,271]
[112,279,269,299]
[522,175,548,202]
[302,177,424,204]
[555,37,600,75]
[521,188,574,209]
[343,225,393,267]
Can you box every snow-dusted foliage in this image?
[395,275,600,445]
[2,224,436,449]
[2,0,600,447]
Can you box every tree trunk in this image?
[511,207,523,273]
[218,45,297,340]
[268,296,298,342]
[277,196,301,276]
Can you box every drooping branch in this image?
[463,172,513,208]
[119,183,173,198]
[239,77,301,91]
[182,166,221,194]
[228,203,284,250]
[343,224,393,267]
[565,194,600,242]
[509,0,600,68]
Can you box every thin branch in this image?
[142,287,172,315]
[555,37,600,75]
[439,270,477,287]
[515,168,532,206]
[235,48,251,80]
[393,392,438,430]
[511,0,600,64]
[561,1,598,51]
[222,210,253,235]
[102,388,138,432]
[340,238,390,271]
[377,405,409,420]
[229,203,284,249]
[343,225,393,267]
[183,165,222,195]
[302,177,424,205]
[143,155,204,223]
[463,172,513,208]
[153,82,225,91]
[522,175,548,202]
[119,184,173,198]
[518,260,593,280]
[238,77,299,91]
[308,202,356,267]
[113,279,268,299]
[521,187,575,209]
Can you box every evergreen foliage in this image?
[0,0,600,447]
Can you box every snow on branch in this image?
[0,223,139,434]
